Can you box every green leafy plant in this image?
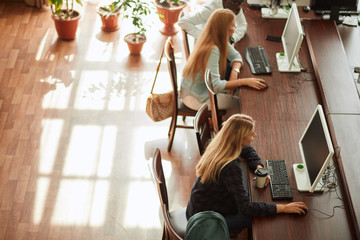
[123,0,152,40]
[47,0,83,19]
[98,1,122,18]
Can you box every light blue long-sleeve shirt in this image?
[181,44,243,103]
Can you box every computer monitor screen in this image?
[276,3,304,72]
[293,105,335,192]
[311,0,358,11]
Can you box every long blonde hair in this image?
[196,114,255,184]
[182,9,235,81]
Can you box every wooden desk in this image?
[303,20,360,115]
[237,6,355,239]
[303,20,360,239]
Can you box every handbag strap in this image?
[150,44,165,94]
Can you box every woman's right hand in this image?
[240,78,267,90]
[276,202,308,215]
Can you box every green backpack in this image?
[185,211,230,240]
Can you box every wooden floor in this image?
[0,2,201,239]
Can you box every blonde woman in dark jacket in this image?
[186,114,308,233]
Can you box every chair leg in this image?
[162,225,167,240]
[168,116,175,137]
[168,116,177,152]
[182,116,186,121]
[164,225,172,240]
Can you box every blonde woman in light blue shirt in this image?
[180,9,267,111]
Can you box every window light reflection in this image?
[85,37,113,62]
[39,119,64,174]
[89,180,109,226]
[42,77,72,109]
[34,177,50,224]
[74,71,108,110]
[97,126,116,177]
[35,30,50,61]
[123,181,162,228]
[51,179,109,226]
[64,125,102,176]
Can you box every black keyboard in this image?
[266,160,293,200]
[244,46,272,75]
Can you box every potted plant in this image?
[98,1,123,32]
[155,0,187,36]
[47,0,83,40]
[123,0,152,55]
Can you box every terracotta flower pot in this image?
[51,10,81,40]
[99,13,120,32]
[124,33,147,55]
[155,2,186,36]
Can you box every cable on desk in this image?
[308,205,345,218]
[303,162,342,201]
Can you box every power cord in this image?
[304,148,344,218]
[308,205,345,218]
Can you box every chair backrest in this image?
[204,68,222,133]
[165,37,179,113]
[152,149,185,240]
[181,28,191,61]
[162,203,184,240]
[194,103,211,156]
[152,148,169,208]
[179,11,191,61]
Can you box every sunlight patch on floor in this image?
[39,119,64,175]
[75,70,109,110]
[85,37,114,62]
[122,181,162,229]
[42,77,73,109]
[34,177,50,224]
[51,179,109,226]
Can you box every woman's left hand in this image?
[253,164,271,187]
[252,175,270,187]
[264,175,270,187]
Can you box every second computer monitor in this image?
[276,3,304,72]
[293,104,335,192]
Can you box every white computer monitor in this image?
[276,3,304,72]
[293,104,335,192]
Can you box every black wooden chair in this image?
[194,103,212,156]
[179,11,191,61]
[181,28,191,61]
[165,37,197,152]
[204,68,226,133]
[152,148,187,240]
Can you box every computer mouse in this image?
[300,207,308,214]
[260,81,268,90]
[303,6,310,13]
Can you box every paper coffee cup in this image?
[254,168,268,188]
